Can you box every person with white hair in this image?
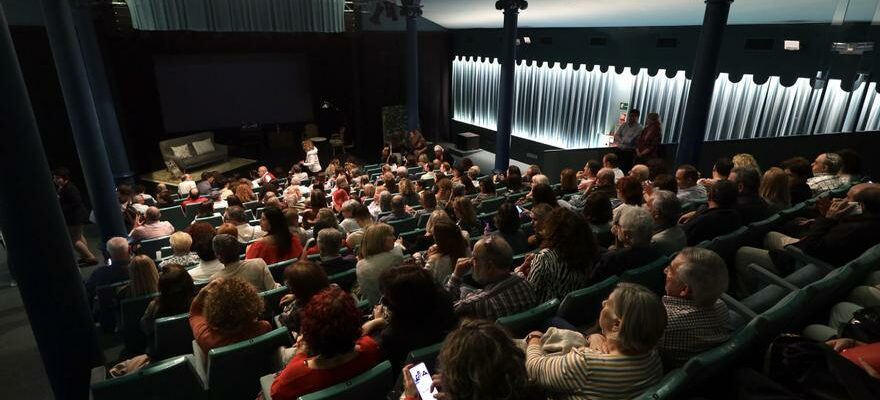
[658,247,731,369]
[591,207,663,283]
[178,174,197,197]
[467,165,481,185]
[84,237,132,306]
[648,190,687,256]
[338,199,361,234]
[433,145,453,164]
[807,152,846,196]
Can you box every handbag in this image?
[839,306,880,343]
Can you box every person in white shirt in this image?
[612,109,643,150]
[210,234,277,292]
[676,165,708,204]
[130,195,149,215]
[301,139,322,174]
[223,205,265,243]
[188,233,225,281]
[129,207,175,243]
[288,164,309,183]
[177,174,197,197]
[339,199,361,234]
[603,153,625,182]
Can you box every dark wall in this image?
[450,120,556,165]
[452,23,880,86]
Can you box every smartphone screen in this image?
[409,362,438,399]
[516,205,524,214]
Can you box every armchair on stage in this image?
[159,132,228,170]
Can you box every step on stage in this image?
[139,157,257,187]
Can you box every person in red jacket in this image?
[246,206,303,264]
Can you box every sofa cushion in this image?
[191,138,215,155]
[170,144,193,159]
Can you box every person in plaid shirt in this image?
[657,247,731,369]
[807,152,846,196]
[446,236,537,321]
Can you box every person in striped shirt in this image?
[524,283,666,400]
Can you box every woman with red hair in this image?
[270,286,381,399]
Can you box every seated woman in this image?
[278,261,330,333]
[356,223,405,305]
[142,264,195,353]
[582,192,614,248]
[246,206,304,265]
[271,286,382,399]
[159,231,200,269]
[403,320,540,400]
[300,188,328,230]
[452,197,482,238]
[517,208,599,303]
[472,177,498,208]
[524,283,667,399]
[362,265,456,372]
[189,277,272,354]
[423,221,469,285]
[398,178,420,207]
[557,168,580,197]
[493,202,531,254]
[118,255,159,300]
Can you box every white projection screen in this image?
[154,53,314,133]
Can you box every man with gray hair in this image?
[648,190,687,255]
[658,247,731,369]
[446,236,537,321]
[807,152,846,196]
[338,199,361,234]
[317,228,357,275]
[129,206,174,243]
[210,234,276,291]
[85,237,132,306]
[591,207,663,283]
[224,205,264,243]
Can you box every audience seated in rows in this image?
[681,180,742,246]
[356,223,405,305]
[85,237,131,305]
[224,205,264,243]
[315,228,356,275]
[213,234,276,291]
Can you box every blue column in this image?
[403,1,421,132]
[40,0,127,243]
[675,0,733,167]
[73,6,134,184]
[494,0,527,172]
[0,5,103,399]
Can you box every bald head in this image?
[851,183,880,214]
[145,206,161,222]
[629,164,649,182]
[596,168,616,186]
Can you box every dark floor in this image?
[0,224,120,400]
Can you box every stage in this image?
[139,157,257,187]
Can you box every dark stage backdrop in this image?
[154,53,314,133]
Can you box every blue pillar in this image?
[72,6,134,184]
[675,0,733,167]
[494,0,527,172]
[40,0,127,243]
[403,1,421,132]
[0,5,103,400]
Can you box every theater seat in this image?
[267,259,297,284]
[91,355,204,400]
[297,361,393,400]
[328,268,357,292]
[136,236,171,260]
[556,276,618,329]
[160,206,189,231]
[620,256,670,296]
[387,217,417,235]
[194,215,223,228]
[259,286,291,320]
[120,292,160,354]
[496,298,560,338]
[153,312,193,361]
[477,196,505,213]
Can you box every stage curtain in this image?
[857,82,880,132]
[630,69,691,144]
[125,0,345,33]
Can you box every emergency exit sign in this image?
[619,102,629,110]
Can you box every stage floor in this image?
[139,157,257,187]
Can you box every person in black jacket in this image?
[681,180,743,246]
[53,167,97,266]
[729,166,772,224]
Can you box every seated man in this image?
[180,188,209,208]
[658,247,731,369]
[224,205,264,243]
[807,152,846,196]
[682,180,742,246]
[446,236,537,321]
[177,174,197,197]
[649,190,687,256]
[379,194,411,222]
[84,237,131,306]
[736,184,880,293]
[197,171,215,195]
[591,207,663,283]
[567,168,617,209]
[129,206,174,243]
[729,166,771,224]
[210,234,277,292]
[316,228,357,275]
[676,165,708,204]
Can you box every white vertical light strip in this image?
[832,0,850,25]
[872,0,880,25]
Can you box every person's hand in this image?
[525,330,544,346]
[295,334,309,356]
[826,198,856,220]
[402,364,420,399]
[452,257,473,278]
[426,244,439,258]
[372,304,387,320]
[859,357,880,380]
[431,374,450,400]
[826,338,858,352]
[587,334,609,353]
[678,211,696,225]
[516,253,535,277]
[279,294,294,307]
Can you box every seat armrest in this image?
[191,340,209,390]
[747,263,799,291]
[783,245,834,272]
[721,293,757,320]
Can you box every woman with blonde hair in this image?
[300,139,322,174]
[524,283,666,399]
[159,231,199,269]
[356,223,405,305]
[733,153,761,175]
[760,167,791,212]
[121,255,160,299]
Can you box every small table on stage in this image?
[311,136,331,170]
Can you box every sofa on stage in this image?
[159,132,228,170]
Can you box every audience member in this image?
[181,188,209,208]
[277,261,329,333]
[493,202,531,254]
[612,175,645,225]
[635,112,662,163]
[224,205,264,243]
[524,283,665,399]
[452,197,482,238]
[518,208,599,303]
[316,228,356,275]
[577,159,602,191]
[142,264,195,350]
[648,190,687,256]
[283,208,309,246]
[53,167,97,266]
[675,165,708,204]
[197,171,215,195]
[527,203,554,248]
[472,177,498,208]
[658,247,731,369]
[808,152,847,195]
[558,168,579,196]
[187,223,221,281]
[629,164,650,182]
[246,207,303,264]
[159,231,200,269]
[836,148,864,184]
[681,180,742,246]
[603,153,625,182]
[362,266,456,372]
[331,176,350,212]
[119,255,159,300]
[356,223,405,305]
[732,153,761,175]
[582,192,614,248]
[189,277,271,354]
[129,206,175,243]
[398,178,419,206]
[212,234,276,291]
[781,156,813,205]
[379,194,411,222]
[423,221,469,285]
[344,204,374,249]
[178,174,197,197]
[729,166,772,224]
[446,236,537,320]
[85,237,131,304]
[592,207,663,283]
[759,167,791,212]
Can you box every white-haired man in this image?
[658,247,731,369]
[591,207,663,283]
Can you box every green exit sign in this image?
[619,102,629,110]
